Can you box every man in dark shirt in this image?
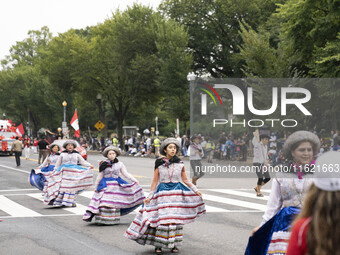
[37,137,50,164]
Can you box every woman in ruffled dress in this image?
[29,144,60,191]
[124,138,206,254]
[245,131,320,255]
[83,146,145,224]
[44,140,94,207]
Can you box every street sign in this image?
[94,121,105,131]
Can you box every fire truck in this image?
[0,120,17,156]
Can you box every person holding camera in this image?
[252,130,270,197]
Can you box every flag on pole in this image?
[70,109,80,138]
[16,123,25,137]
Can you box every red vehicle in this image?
[51,139,87,160]
[0,120,17,156]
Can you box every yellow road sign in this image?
[94,121,105,131]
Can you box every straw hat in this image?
[63,140,77,149]
[283,131,320,160]
[102,146,121,157]
[160,138,181,155]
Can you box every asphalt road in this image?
[0,152,272,255]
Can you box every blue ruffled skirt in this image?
[245,206,300,255]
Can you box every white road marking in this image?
[237,189,271,193]
[27,193,88,215]
[0,164,30,174]
[0,188,37,192]
[0,214,82,219]
[204,205,231,213]
[0,188,269,219]
[207,189,269,200]
[0,195,41,217]
[202,194,266,211]
[80,191,93,199]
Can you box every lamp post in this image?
[27,108,31,137]
[187,72,196,138]
[62,101,68,137]
[155,116,159,136]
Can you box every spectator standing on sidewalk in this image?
[23,135,31,160]
[205,137,215,163]
[12,136,23,167]
[153,137,160,158]
[33,138,39,154]
[145,136,151,152]
[219,133,227,160]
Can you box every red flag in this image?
[16,123,25,137]
[70,109,80,138]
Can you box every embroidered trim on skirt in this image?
[92,208,121,225]
[135,224,183,249]
[266,231,291,255]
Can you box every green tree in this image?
[1,26,52,68]
[69,5,163,144]
[39,29,92,133]
[238,23,293,78]
[68,4,192,143]
[276,0,340,76]
[160,0,284,77]
[0,27,57,134]
[155,19,193,134]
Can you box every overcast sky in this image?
[0,0,162,61]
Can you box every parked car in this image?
[51,139,87,160]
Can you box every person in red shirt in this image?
[23,135,31,160]
[287,151,340,255]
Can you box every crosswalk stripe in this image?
[0,188,37,192]
[0,188,269,219]
[202,194,266,211]
[0,164,30,174]
[0,195,42,217]
[237,189,271,193]
[80,191,93,199]
[27,193,88,215]
[207,189,269,201]
[205,205,231,213]
[62,204,88,215]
